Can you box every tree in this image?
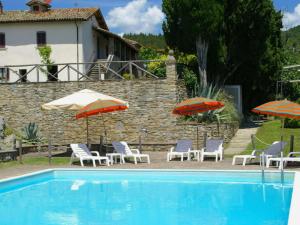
[162,0,223,86]
[224,0,283,112]
[123,33,167,50]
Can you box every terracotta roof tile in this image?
[0,8,99,23]
[26,0,50,7]
[94,27,139,52]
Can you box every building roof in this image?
[123,38,142,49]
[26,0,50,7]
[93,27,139,52]
[0,8,108,30]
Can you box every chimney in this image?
[0,1,3,14]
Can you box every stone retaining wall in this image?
[0,53,239,151]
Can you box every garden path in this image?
[226,121,261,155]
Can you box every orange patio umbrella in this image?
[252,99,300,120]
[252,99,300,180]
[173,97,224,148]
[173,97,224,116]
[76,99,129,119]
[252,99,300,159]
[42,89,129,144]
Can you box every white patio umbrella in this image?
[42,89,129,144]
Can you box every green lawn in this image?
[0,157,70,169]
[243,120,300,155]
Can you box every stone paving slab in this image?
[0,151,299,180]
[226,126,259,155]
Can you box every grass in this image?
[243,120,300,155]
[0,157,70,169]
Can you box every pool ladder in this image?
[280,152,284,184]
[261,152,284,184]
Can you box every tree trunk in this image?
[196,35,208,87]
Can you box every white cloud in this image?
[283,4,300,29]
[107,0,164,34]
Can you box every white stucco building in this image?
[0,0,139,82]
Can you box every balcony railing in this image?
[1,60,167,83]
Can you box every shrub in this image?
[22,122,43,144]
[3,126,14,137]
[177,53,198,68]
[138,47,159,60]
[217,90,240,122]
[147,55,167,78]
[182,68,198,94]
[184,83,240,123]
[284,118,300,128]
[123,73,134,80]
[138,47,167,78]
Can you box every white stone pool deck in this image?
[0,151,300,179]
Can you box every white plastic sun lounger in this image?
[167,140,193,162]
[70,144,110,167]
[232,150,258,166]
[261,141,287,163]
[232,141,287,166]
[112,141,150,164]
[267,152,300,169]
[201,139,224,162]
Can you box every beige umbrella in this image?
[42,89,129,144]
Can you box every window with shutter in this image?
[0,33,5,48]
[33,5,40,12]
[37,31,46,47]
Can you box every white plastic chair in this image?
[232,141,287,166]
[232,150,258,166]
[167,140,193,162]
[201,139,224,162]
[267,152,300,169]
[112,141,150,164]
[70,144,110,167]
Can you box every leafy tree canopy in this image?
[162,0,283,113]
[282,25,300,64]
[162,0,223,53]
[123,33,167,50]
[224,0,283,111]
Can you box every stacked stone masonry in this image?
[0,54,238,151]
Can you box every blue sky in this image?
[2,0,300,33]
[273,0,299,12]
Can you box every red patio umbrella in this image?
[42,89,129,144]
[173,97,224,116]
[173,97,224,148]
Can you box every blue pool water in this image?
[0,170,294,225]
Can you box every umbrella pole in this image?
[101,115,107,144]
[86,117,89,146]
[196,114,200,150]
[197,126,199,150]
[280,118,285,152]
[280,118,284,184]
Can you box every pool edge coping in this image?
[0,168,297,184]
[288,172,300,225]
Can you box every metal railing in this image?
[1,60,167,83]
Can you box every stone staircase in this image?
[88,62,103,80]
[88,55,115,80]
[226,122,260,155]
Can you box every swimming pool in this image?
[0,169,296,225]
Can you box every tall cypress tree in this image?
[224,0,283,112]
[162,0,223,86]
